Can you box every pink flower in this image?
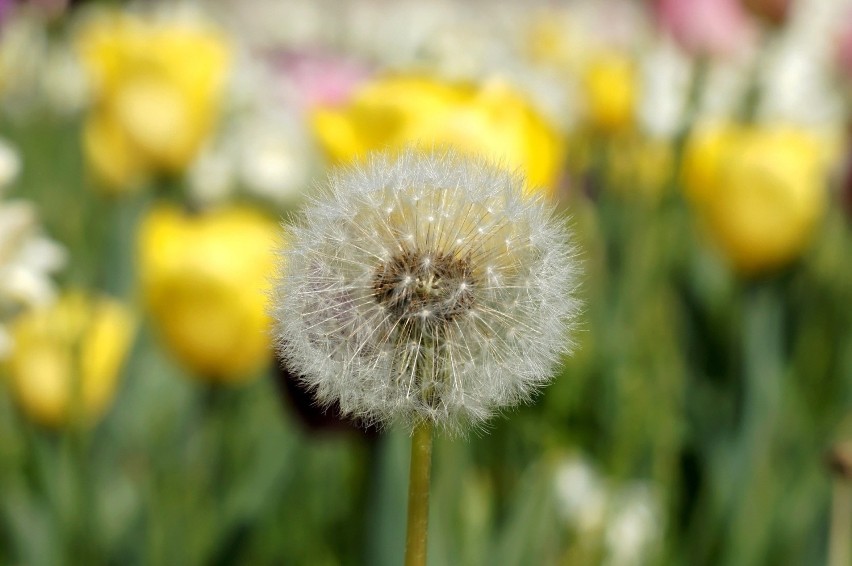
[837,14,852,80]
[0,0,14,26]
[270,50,372,110]
[654,0,755,58]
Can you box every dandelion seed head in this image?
[272,149,580,433]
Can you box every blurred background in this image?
[1,0,851,564]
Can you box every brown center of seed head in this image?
[372,247,476,325]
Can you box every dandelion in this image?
[272,149,579,433]
[272,149,578,564]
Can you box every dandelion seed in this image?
[271,149,580,433]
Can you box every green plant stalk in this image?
[404,420,434,566]
[828,479,851,566]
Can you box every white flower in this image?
[188,109,315,207]
[235,110,314,205]
[40,44,90,116]
[603,484,663,566]
[755,0,848,128]
[0,201,36,259]
[0,201,65,307]
[638,40,691,139]
[188,42,319,208]
[0,198,66,359]
[0,14,87,118]
[187,143,236,205]
[553,455,609,532]
[272,149,580,432]
[0,15,48,116]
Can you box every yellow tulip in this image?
[4,292,135,428]
[582,52,637,134]
[312,75,565,198]
[138,204,279,382]
[683,124,831,275]
[76,11,230,191]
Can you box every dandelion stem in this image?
[828,479,851,566]
[404,420,434,566]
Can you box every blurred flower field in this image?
[1,0,852,564]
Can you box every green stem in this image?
[404,421,434,566]
[726,286,783,564]
[828,479,851,566]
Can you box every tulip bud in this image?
[683,124,830,275]
[138,204,279,382]
[582,52,638,134]
[4,292,135,427]
[311,75,564,199]
[653,0,755,59]
[76,10,230,191]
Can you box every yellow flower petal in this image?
[583,52,637,134]
[138,205,280,382]
[311,74,565,199]
[76,10,230,190]
[83,109,148,191]
[112,78,197,170]
[683,124,831,275]
[5,292,135,427]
